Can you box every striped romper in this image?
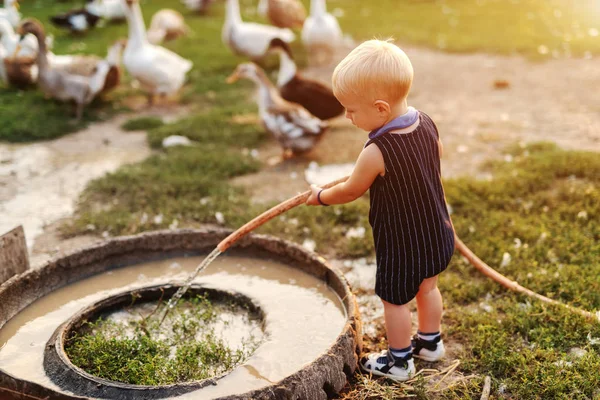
[366,111,455,306]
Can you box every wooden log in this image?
[0,226,30,284]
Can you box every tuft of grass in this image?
[0,88,117,142]
[66,294,260,385]
[121,116,165,131]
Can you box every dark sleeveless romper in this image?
[365,112,455,305]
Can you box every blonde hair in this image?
[332,39,413,105]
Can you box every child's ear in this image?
[373,100,391,115]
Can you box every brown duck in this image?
[270,39,343,120]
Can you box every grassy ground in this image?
[66,134,600,398]
[6,0,600,397]
[332,0,600,59]
[3,0,600,141]
[340,143,600,399]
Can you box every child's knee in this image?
[381,298,410,311]
[417,276,439,297]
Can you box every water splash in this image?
[158,247,222,324]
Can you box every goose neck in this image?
[125,2,148,47]
[257,0,268,16]
[226,0,242,24]
[0,21,14,48]
[106,43,122,65]
[277,50,297,87]
[310,0,327,16]
[30,30,49,70]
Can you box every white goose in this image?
[147,9,188,45]
[86,0,126,21]
[121,0,192,103]
[301,0,341,66]
[0,0,20,28]
[0,18,36,58]
[0,39,7,82]
[0,18,39,85]
[222,0,295,61]
[181,0,213,14]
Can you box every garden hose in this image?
[217,176,599,323]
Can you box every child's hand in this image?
[305,184,322,206]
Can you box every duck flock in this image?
[0,0,349,156]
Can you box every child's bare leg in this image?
[415,276,442,332]
[413,275,446,361]
[360,299,415,381]
[382,299,412,349]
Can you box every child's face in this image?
[336,93,388,132]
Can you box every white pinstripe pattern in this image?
[403,132,438,278]
[392,176,411,302]
[366,112,454,305]
[423,113,455,264]
[381,136,423,303]
[390,136,433,282]
[382,146,415,300]
[424,116,454,260]
[381,143,416,303]
[381,180,396,302]
[368,172,385,297]
[370,145,404,303]
[414,118,448,265]
[411,131,443,273]
[372,190,382,285]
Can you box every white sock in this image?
[389,345,412,359]
[417,331,440,342]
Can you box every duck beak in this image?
[226,71,239,84]
[14,1,20,11]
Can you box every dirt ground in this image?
[0,106,191,268]
[1,44,599,396]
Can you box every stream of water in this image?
[158,247,222,323]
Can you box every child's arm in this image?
[306,144,385,206]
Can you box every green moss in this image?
[121,116,165,131]
[66,294,259,385]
